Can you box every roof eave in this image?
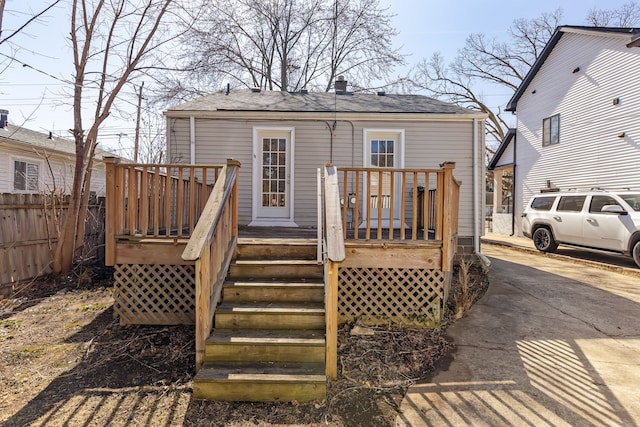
[164,110,487,121]
[488,128,516,171]
[506,27,565,112]
[507,26,640,111]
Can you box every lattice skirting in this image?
[338,267,447,327]
[113,264,195,326]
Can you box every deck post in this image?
[323,165,345,379]
[441,162,456,272]
[326,261,339,378]
[227,159,240,259]
[104,157,120,266]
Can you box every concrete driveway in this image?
[397,244,640,426]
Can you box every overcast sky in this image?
[0,0,635,154]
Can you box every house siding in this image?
[168,116,481,238]
[0,145,108,195]
[514,31,640,234]
[493,141,515,168]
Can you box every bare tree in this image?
[587,1,640,26]
[411,9,563,146]
[159,0,403,99]
[53,0,185,274]
[0,1,63,47]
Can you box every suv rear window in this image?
[530,196,556,211]
[557,195,586,212]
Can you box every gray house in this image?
[164,80,486,252]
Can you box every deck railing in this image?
[104,158,223,263]
[336,164,458,242]
[322,165,345,379]
[182,159,240,371]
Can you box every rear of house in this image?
[106,84,485,401]
[164,84,486,252]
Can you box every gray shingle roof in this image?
[166,90,480,115]
[0,126,117,160]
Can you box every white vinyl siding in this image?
[169,117,480,239]
[0,148,108,195]
[514,31,640,234]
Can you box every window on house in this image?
[14,160,40,192]
[542,114,560,146]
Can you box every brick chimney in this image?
[334,76,347,94]
[0,110,8,129]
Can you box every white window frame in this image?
[250,126,297,227]
[362,128,405,227]
[542,114,560,146]
[11,156,42,194]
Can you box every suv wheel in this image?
[633,240,640,268]
[533,227,558,253]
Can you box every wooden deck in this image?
[105,160,462,401]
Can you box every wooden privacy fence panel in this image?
[338,267,447,327]
[0,193,105,294]
[113,263,195,325]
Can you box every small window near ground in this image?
[589,196,620,213]
[557,195,586,212]
[13,160,40,192]
[542,114,560,146]
[530,196,556,211]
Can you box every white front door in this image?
[363,129,404,228]
[252,128,295,225]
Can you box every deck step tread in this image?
[217,302,324,314]
[224,280,323,287]
[234,260,321,266]
[207,329,325,345]
[195,362,325,382]
[238,238,317,245]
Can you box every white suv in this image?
[522,189,640,268]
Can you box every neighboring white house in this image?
[164,79,487,253]
[489,26,640,236]
[0,110,118,196]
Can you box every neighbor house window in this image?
[13,160,40,192]
[542,114,560,146]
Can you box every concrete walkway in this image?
[397,243,640,426]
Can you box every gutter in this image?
[473,118,480,254]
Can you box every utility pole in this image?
[134,81,144,163]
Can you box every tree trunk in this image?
[53,135,85,274]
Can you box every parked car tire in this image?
[533,227,558,253]
[633,240,640,268]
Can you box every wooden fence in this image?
[0,193,105,295]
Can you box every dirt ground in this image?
[0,264,487,427]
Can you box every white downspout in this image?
[190,116,196,165]
[473,118,480,254]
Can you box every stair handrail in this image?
[323,164,345,378]
[182,159,240,371]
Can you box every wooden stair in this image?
[193,238,326,402]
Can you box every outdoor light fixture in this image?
[618,132,626,138]
[613,97,621,105]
